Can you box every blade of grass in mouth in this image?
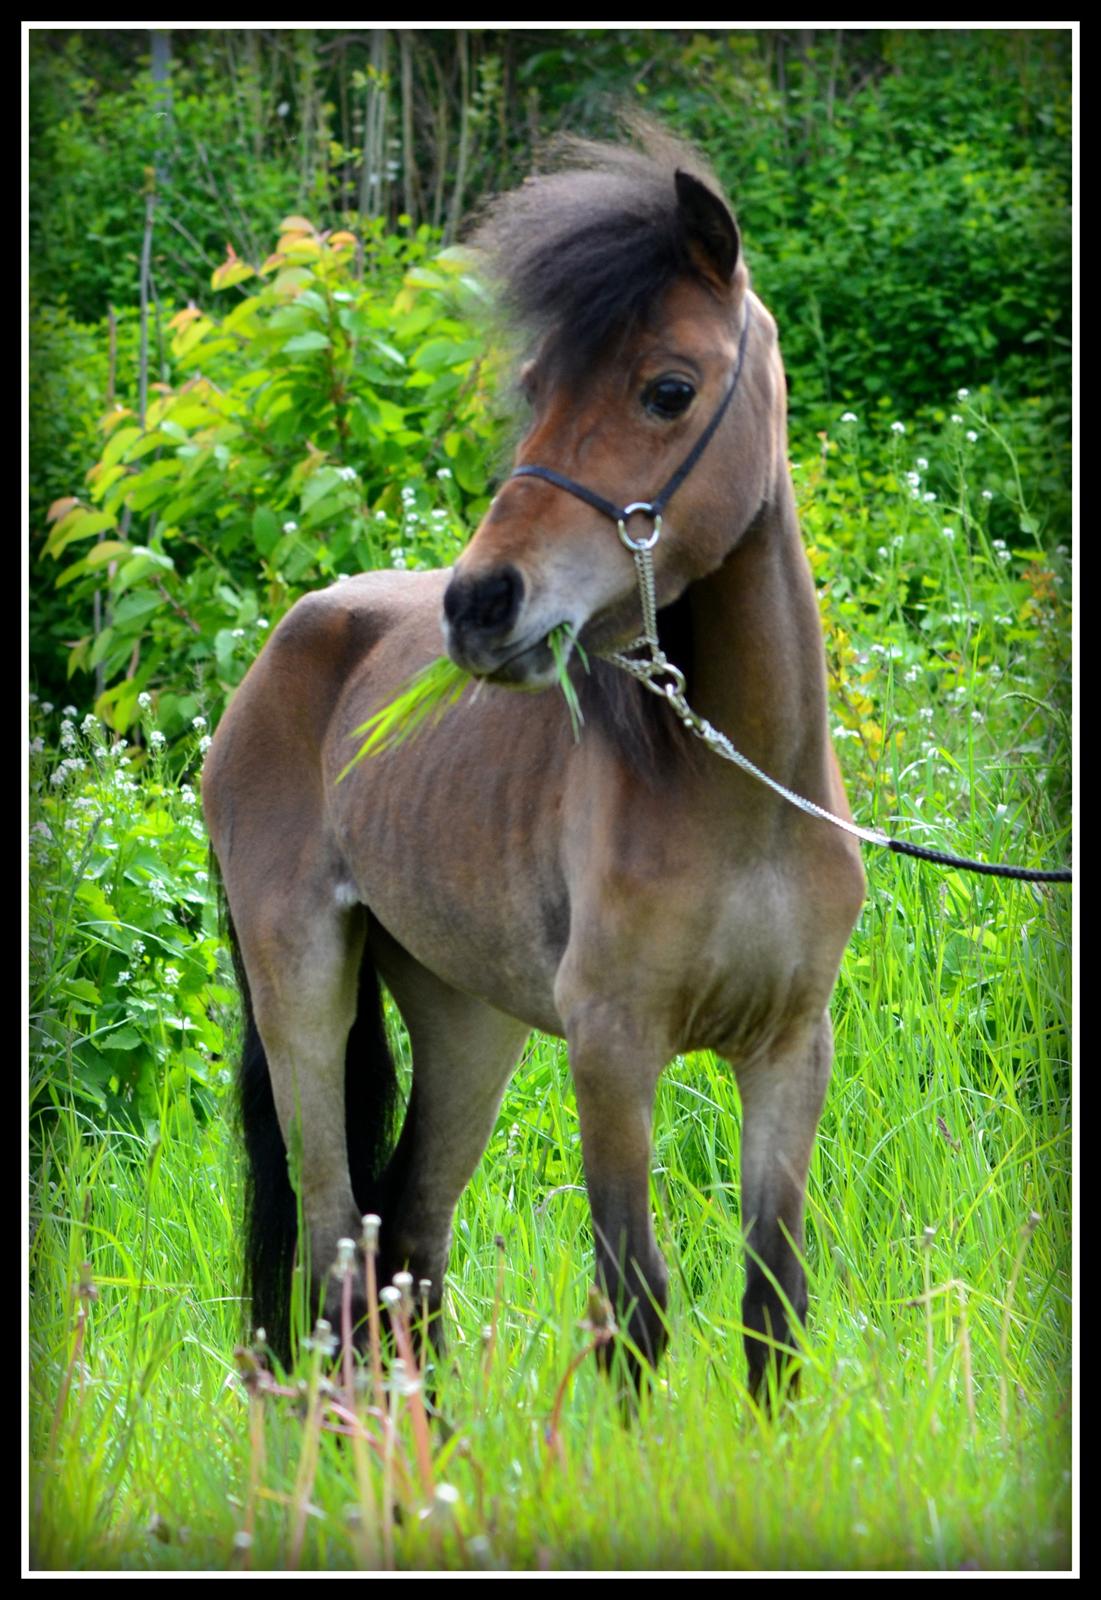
[339,624,586,777]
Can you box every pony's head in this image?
[442,126,784,687]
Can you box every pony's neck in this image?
[686,470,834,804]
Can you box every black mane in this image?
[469,124,734,385]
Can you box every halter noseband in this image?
[510,301,753,553]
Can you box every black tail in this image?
[222,896,402,1369]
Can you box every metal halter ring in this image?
[617,504,663,552]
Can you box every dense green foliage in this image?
[39,219,497,738]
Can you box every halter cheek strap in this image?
[510,301,753,548]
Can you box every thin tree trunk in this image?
[359,28,390,221]
[400,30,416,222]
[429,45,448,230]
[338,35,351,212]
[245,30,265,164]
[296,29,319,206]
[94,307,119,698]
[447,29,472,242]
[825,28,843,125]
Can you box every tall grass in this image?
[28,397,1071,1570]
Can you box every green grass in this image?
[341,624,589,775]
[29,397,1072,1571]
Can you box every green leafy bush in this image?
[29,700,229,1128]
[41,217,503,736]
[651,30,1071,420]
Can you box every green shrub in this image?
[40,218,503,736]
[29,699,229,1129]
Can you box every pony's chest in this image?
[578,848,848,1062]
[684,867,836,1053]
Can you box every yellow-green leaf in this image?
[44,508,117,560]
[212,258,255,291]
[101,426,142,469]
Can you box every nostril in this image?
[444,564,524,636]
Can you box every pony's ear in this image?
[675,169,740,288]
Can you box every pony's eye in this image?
[643,376,696,420]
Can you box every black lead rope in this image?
[506,303,1072,888]
[884,839,1071,884]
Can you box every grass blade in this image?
[339,624,588,776]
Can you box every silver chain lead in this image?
[603,538,890,849]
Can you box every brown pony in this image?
[203,128,865,1396]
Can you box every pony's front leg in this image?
[734,1011,834,1404]
[565,1005,670,1380]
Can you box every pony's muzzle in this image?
[442,563,526,674]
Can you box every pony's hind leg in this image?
[366,920,530,1338]
[734,1012,834,1404]
[235,890,393,1356]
